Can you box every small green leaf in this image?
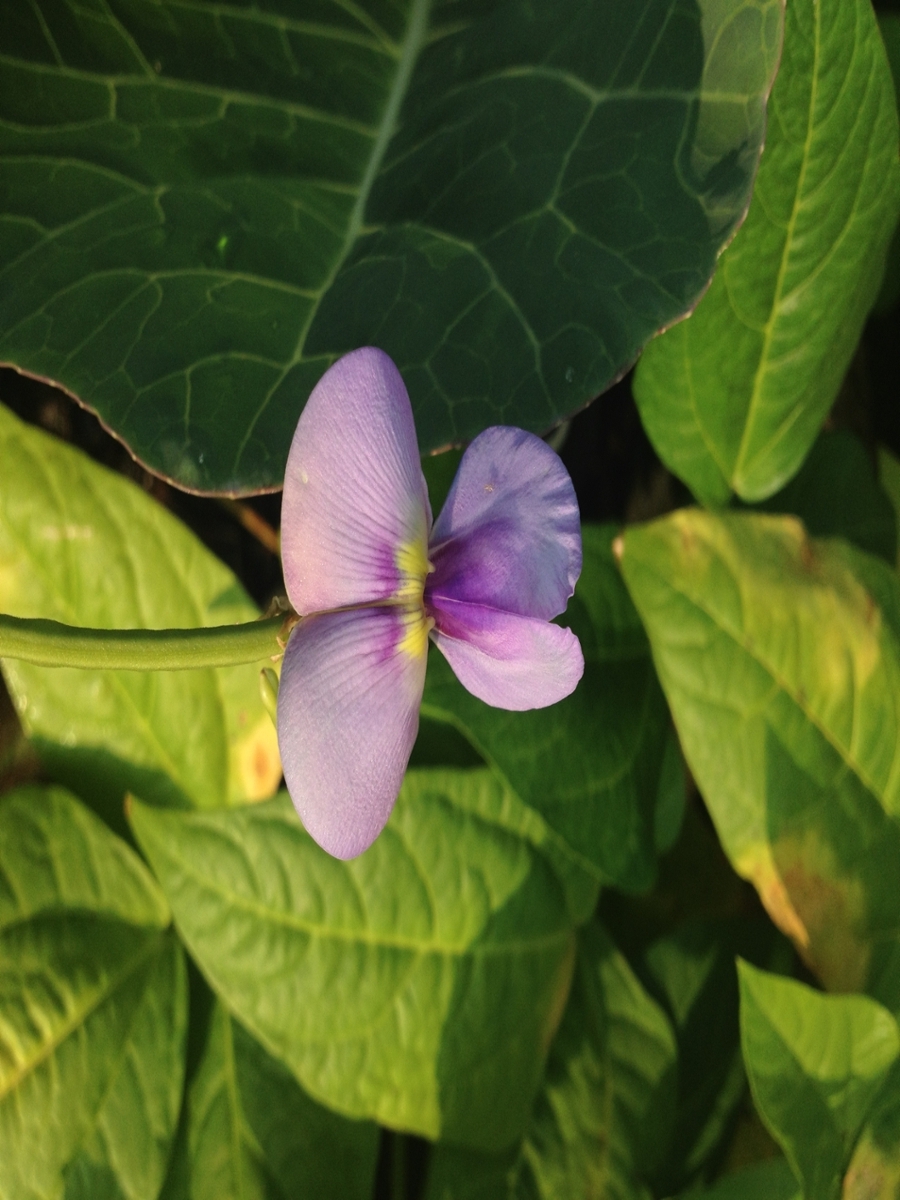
[425,921,677,1200]
[0,785,187,1200]
[619,510,900,992]
[0,402,280,818]
[0,0,781,491]
[635,0,900,504]
[738,962,900,1200]
[422,525,671,894]
[129,770,579,1150]
[186,1001,378,1200]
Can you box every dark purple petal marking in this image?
[427,427,581,621]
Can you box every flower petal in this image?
[277,606,428,858]
[427,427,581,621]
[430,598,584,710]
[281,347,431,614]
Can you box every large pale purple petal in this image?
[277,607,427,859]
[281,347,431,614]
[427,427,581,621]
[430,598,584,710]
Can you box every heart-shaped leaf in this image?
[619,510,900,993]
[129,770,580,1150]
[0,0,780,492]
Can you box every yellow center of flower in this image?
[394,533,434,659]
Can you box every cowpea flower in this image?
[278,347,583,859]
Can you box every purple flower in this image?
[277,347,584,859]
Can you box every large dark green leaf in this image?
[424,921,677,1200]
[634,0,900,504]
[619,511,900,994]
[0,785,187,1200]
[129,770,581,1150]
[185,1001,378,1200]
[0,0,780,492]
[739,962,900,1200]
[422,524,673,893]
[0,401,280,821]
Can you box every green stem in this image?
[0,613,291,671]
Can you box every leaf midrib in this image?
[143,821,570,958]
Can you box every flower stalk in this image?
[0,613,290,671]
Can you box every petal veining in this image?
[427,427,581,621]
[429,597,584,711]
[281,347,431,614]
[277,606,428,859]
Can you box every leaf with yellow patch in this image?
[620,511,900,993]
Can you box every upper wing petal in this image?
[427,427,581,621]
[281,348,431,614]
[430,598,584,711]
[277,606,427,859]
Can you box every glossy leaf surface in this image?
[635,0,900,503]
[186,1001,378,1200]
[130,770,580,1150]
[0,401,280,817]
[0,0,780,491]
[0,786,186,1200]
[424,921,676,1200]
[619,510,900,993]
[739,962,900,1200]
[422,524,671,894]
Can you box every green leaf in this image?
[634,0,900,504]
[644,918,782,1193]
[186,1000,378,1200]
[422,525,671,894]
[619,510,900,993]
[129,770,579,1150]
[0,785,187,1200]
[670,1158,800,1200]
[424,921,677,1200]
[0,0,780,491]
[748,431,898,565]
[738,961,900,1200]
[0,402,280,820]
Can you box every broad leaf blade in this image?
[424,921,677,1200]
[187,1001,378,1200]
[738,962,900,1200]
[0,0,780,492]
[0,401,280,816]
[0,785,187,1200]
[129,770,578,1150]
[635,0,900,504]
[422,525,671,894]
[619,510,900,993]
